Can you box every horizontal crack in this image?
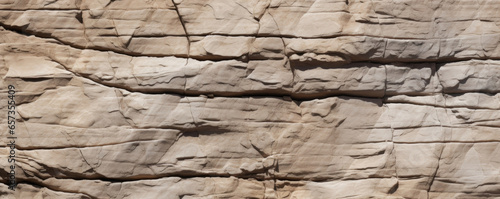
[15,172,398,185]
[4,20,500,102]
[0,11,495,40]
[3,22,500,64]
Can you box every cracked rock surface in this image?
[1,0,500,198]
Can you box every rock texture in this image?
[1,0,500,198]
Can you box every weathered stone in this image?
[1,0,500,198]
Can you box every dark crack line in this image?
[77,148,99,175]
[383,65,388,98]
[3,21,500,65]
[12,69,500,107]
[171,0,190,66]
[4,22,500,64]
[0,22,162,59]
[427,145,444,199]
[386,104,399,179]
[0,13,484,40]
[6,22,500,102]
[14,173,401,185]
[12,139,175,151]
[383,100,500,111]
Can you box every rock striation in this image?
[1,0,500,198]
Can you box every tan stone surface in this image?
[1,0,500,198]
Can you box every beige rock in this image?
[2,0,500,198]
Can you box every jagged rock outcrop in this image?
[2,0,500,198]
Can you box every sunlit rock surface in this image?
[1,0,500,198]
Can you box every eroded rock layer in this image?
[1,0,500,198]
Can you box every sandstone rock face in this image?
[1,0,500,198]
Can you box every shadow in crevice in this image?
[179,125,232,137]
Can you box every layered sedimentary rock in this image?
[1,0,500,198]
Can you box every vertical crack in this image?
[171,0,191,96]
[172,0,190,65]
[273,158,278,191]
[386,104,398,179]
[428,73,445,198]
[435,64,446,107]
[185,97,198,127]
[427,145,443,199]
[268,10,294,96]
[78,148,97,174]
[115,90,138,128]
[382,38,389,60]
[383,64,388,98]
